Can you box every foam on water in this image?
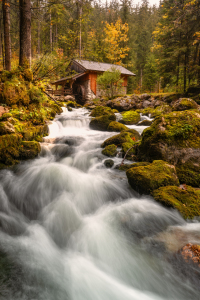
[0,107,199,300]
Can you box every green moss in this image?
[119,162,150,171]
[1,79,30,106]
[0,121,15,135]
[102,144,117,157]
[121,142,136,159]
[89,114,116,131]
[138,110,200,162]
[90,106,113,117]
[126,160,180,195]
[107,121,128,132]
[121,111,140,125]
[0,113,12,120]
[172,98,198,111]
[112,109,119,113]
[176,163,200,187]
[152,185,200,219]
[19,141,41,159]
[0,134,22,165]
[67,101,76,108]
[101,131,138,148]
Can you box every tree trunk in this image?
[140,68,143,93]
[176,55,179,92]
[2,0,11,71]
[79,6,82,58]
[198,45,200,85]
[183,53,187,93]
[19,0,31,67]
[50,10,52,52]
[37,0,40,55]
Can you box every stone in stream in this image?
[137,119,152,126]
[104,159,114,168]
[102,144,117,157]
[152,185,200,219]
[126,160,179,195]
[179,243,200,267]
[137,110,200,187]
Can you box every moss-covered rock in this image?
[118,162,150,171]
[140,105,172,118]
[19,141,41,159]
[172,98,198,111]
[126,160,180,195]
[0,113,12,120]
[102,144,117,157]
[89,114,116,131]
[90,106,113,117]
[121,111,140,125]
[152,185,200,219]
[138,110,200,163]
[67,101,76,108]
[0,121,15,135]
[176,162,200,187]
[1,79,30,106]
[107,121,128,132]
[138,119,152,126]
[104,159,114,168]
[101,130,140,148]
[121,142,136,159]
[0,134,22,165]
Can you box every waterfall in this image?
[0,107,199,300]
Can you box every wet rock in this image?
[0,121,15,135]
[19,141,41,159]
[67,107,72,112]
[172,98,198,111]
[101,130,140,148]
[67,101,76,108]
[137,110,200,187]
[89,114,116,131]
[102,144,117,157]
[117,162,151,171]
[104,159,114,168]
[90,106,113,117]
[152,185,200,219]
[138,119,152,126]
[121,111,140,125]
[107,121,128,132]
[126,160,179,195]
[179,243,200,266]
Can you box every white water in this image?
[0,107,200,299]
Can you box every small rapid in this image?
[0,107,199,300]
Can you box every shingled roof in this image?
[73,59,135,76]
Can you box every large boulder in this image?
[152,185,200,219]
[89,114,116,131]
[106,96,138,112]
[137,110,200,187]
[172,98,198,111]
[102,144,117,157]
[101,130,141,148]
[107,121,128,132]
[89,106,113,117]
[121,111,140,125]
[126,160,179,195]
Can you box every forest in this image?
[0,0,199,93]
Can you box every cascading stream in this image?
[0,107,199,300]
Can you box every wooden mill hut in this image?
[51,59,135,103]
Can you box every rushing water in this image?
[0,107,200,300]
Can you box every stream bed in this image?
[0,107,200,299]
